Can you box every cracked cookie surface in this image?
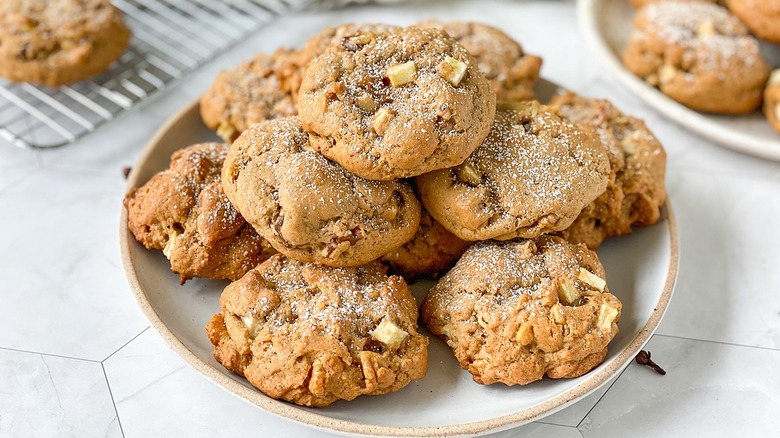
[417,20,542,102]
[206,254,428,407]
[415,101,610,241]
[298,26,495,180]
[420,236,622,386]
[622,1,770,114]
[222,116,421,267]
[550,92,667,249]
[124,143,276,283]
[0,0,130,86]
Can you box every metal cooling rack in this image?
[0,0,316,149]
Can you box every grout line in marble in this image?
[0,345,103,363]
[575,362,630,430]
[0,167,42,197]
[101,326,151,363]
[101,362,126,438]
[653,333,780,352]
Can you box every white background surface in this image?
[1,1,779,437]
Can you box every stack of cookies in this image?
[125,20,668,407]
[623,0,780,134]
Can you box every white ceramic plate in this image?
[120,79,679,437]
[578,0,780,160]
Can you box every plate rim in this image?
[577,0,780,161]
[120,97,680,438]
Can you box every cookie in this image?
[200,49,300,143]
[766,70,780,134]
[622,1,770,114]
[415,101,610,242]
[222,116,421,267]
[380,209,471,280]
[206,254,428,407]
[298,26,496,181]
[550,92,667,249]
[298,23,401,71]
[726,0,780,44]
[629,0,719,8]
[420,236,622,385]
[0,0,130,87]
[417,20,542,102]
[124,143,276,284]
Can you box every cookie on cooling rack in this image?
[0,0,131,87]
[298,26,495,180]
[550,92,667,249]
[622,1,770,114]
[420,236,622,386]
[415,101,610,242]
[221,116,421,267]
[417,20,542,102]
[206,254,428,407]
[200,49,300,143]
[124,142,276,284]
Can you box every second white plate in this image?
[578,0,780,160]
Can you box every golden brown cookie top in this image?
[298,23,401,69]
[298,26,496,180]
[124,143,275,283]
[222,116,421,267]
[765,69,780,134]
[200,49,300,142]
[415,101,610,241]
[417,20,542,102]
[209,254,428,407]
[420,236,622,386]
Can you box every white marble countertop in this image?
[2,1,779,437]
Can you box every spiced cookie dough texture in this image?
[298,26,496,181]
[206,254,429,407]
[726,0,780,44]
[200,49,300,143]
[124,143,276,284]
[415,101,610,242]
[420,237,622,386]
[0,0,131,87]
[417,20,542,102]
[765,69,780,134]
[622,1,771,114]
[222,117,422,267]
[550,92,667,250]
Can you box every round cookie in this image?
[0,0,130,87]
[550,92,667,249]
[222,116,422,267]
[420,236,622,386]
[298,23,401,71]
[380,209,471,280]
[622,1,771,114]
[726,0,780,44]
[415,101,610,242]
[417,20,542,102]
[206,254,429,407]
[124,143,276,284]
[298,26,496,181]
[200,49,300,143]
[765,69,780,134]
[629,0,718,8]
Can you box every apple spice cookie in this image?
[0,0,131,87]
[629,0,719,8]
[124,143,276,284]
[550,92,667,249]
[298,23,401,73]
[415,101,610,242]
[726,0,780,44]
[380,209,471,280]
[622,1,771,114]
[200,49,300,143]
[417,20,542,102]
[420,236,622,386]
[298,26,496,181]
[765,69,780,134]
[206,254,429,407]
[222,116,422,267]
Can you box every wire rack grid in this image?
[0,0,318,149]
